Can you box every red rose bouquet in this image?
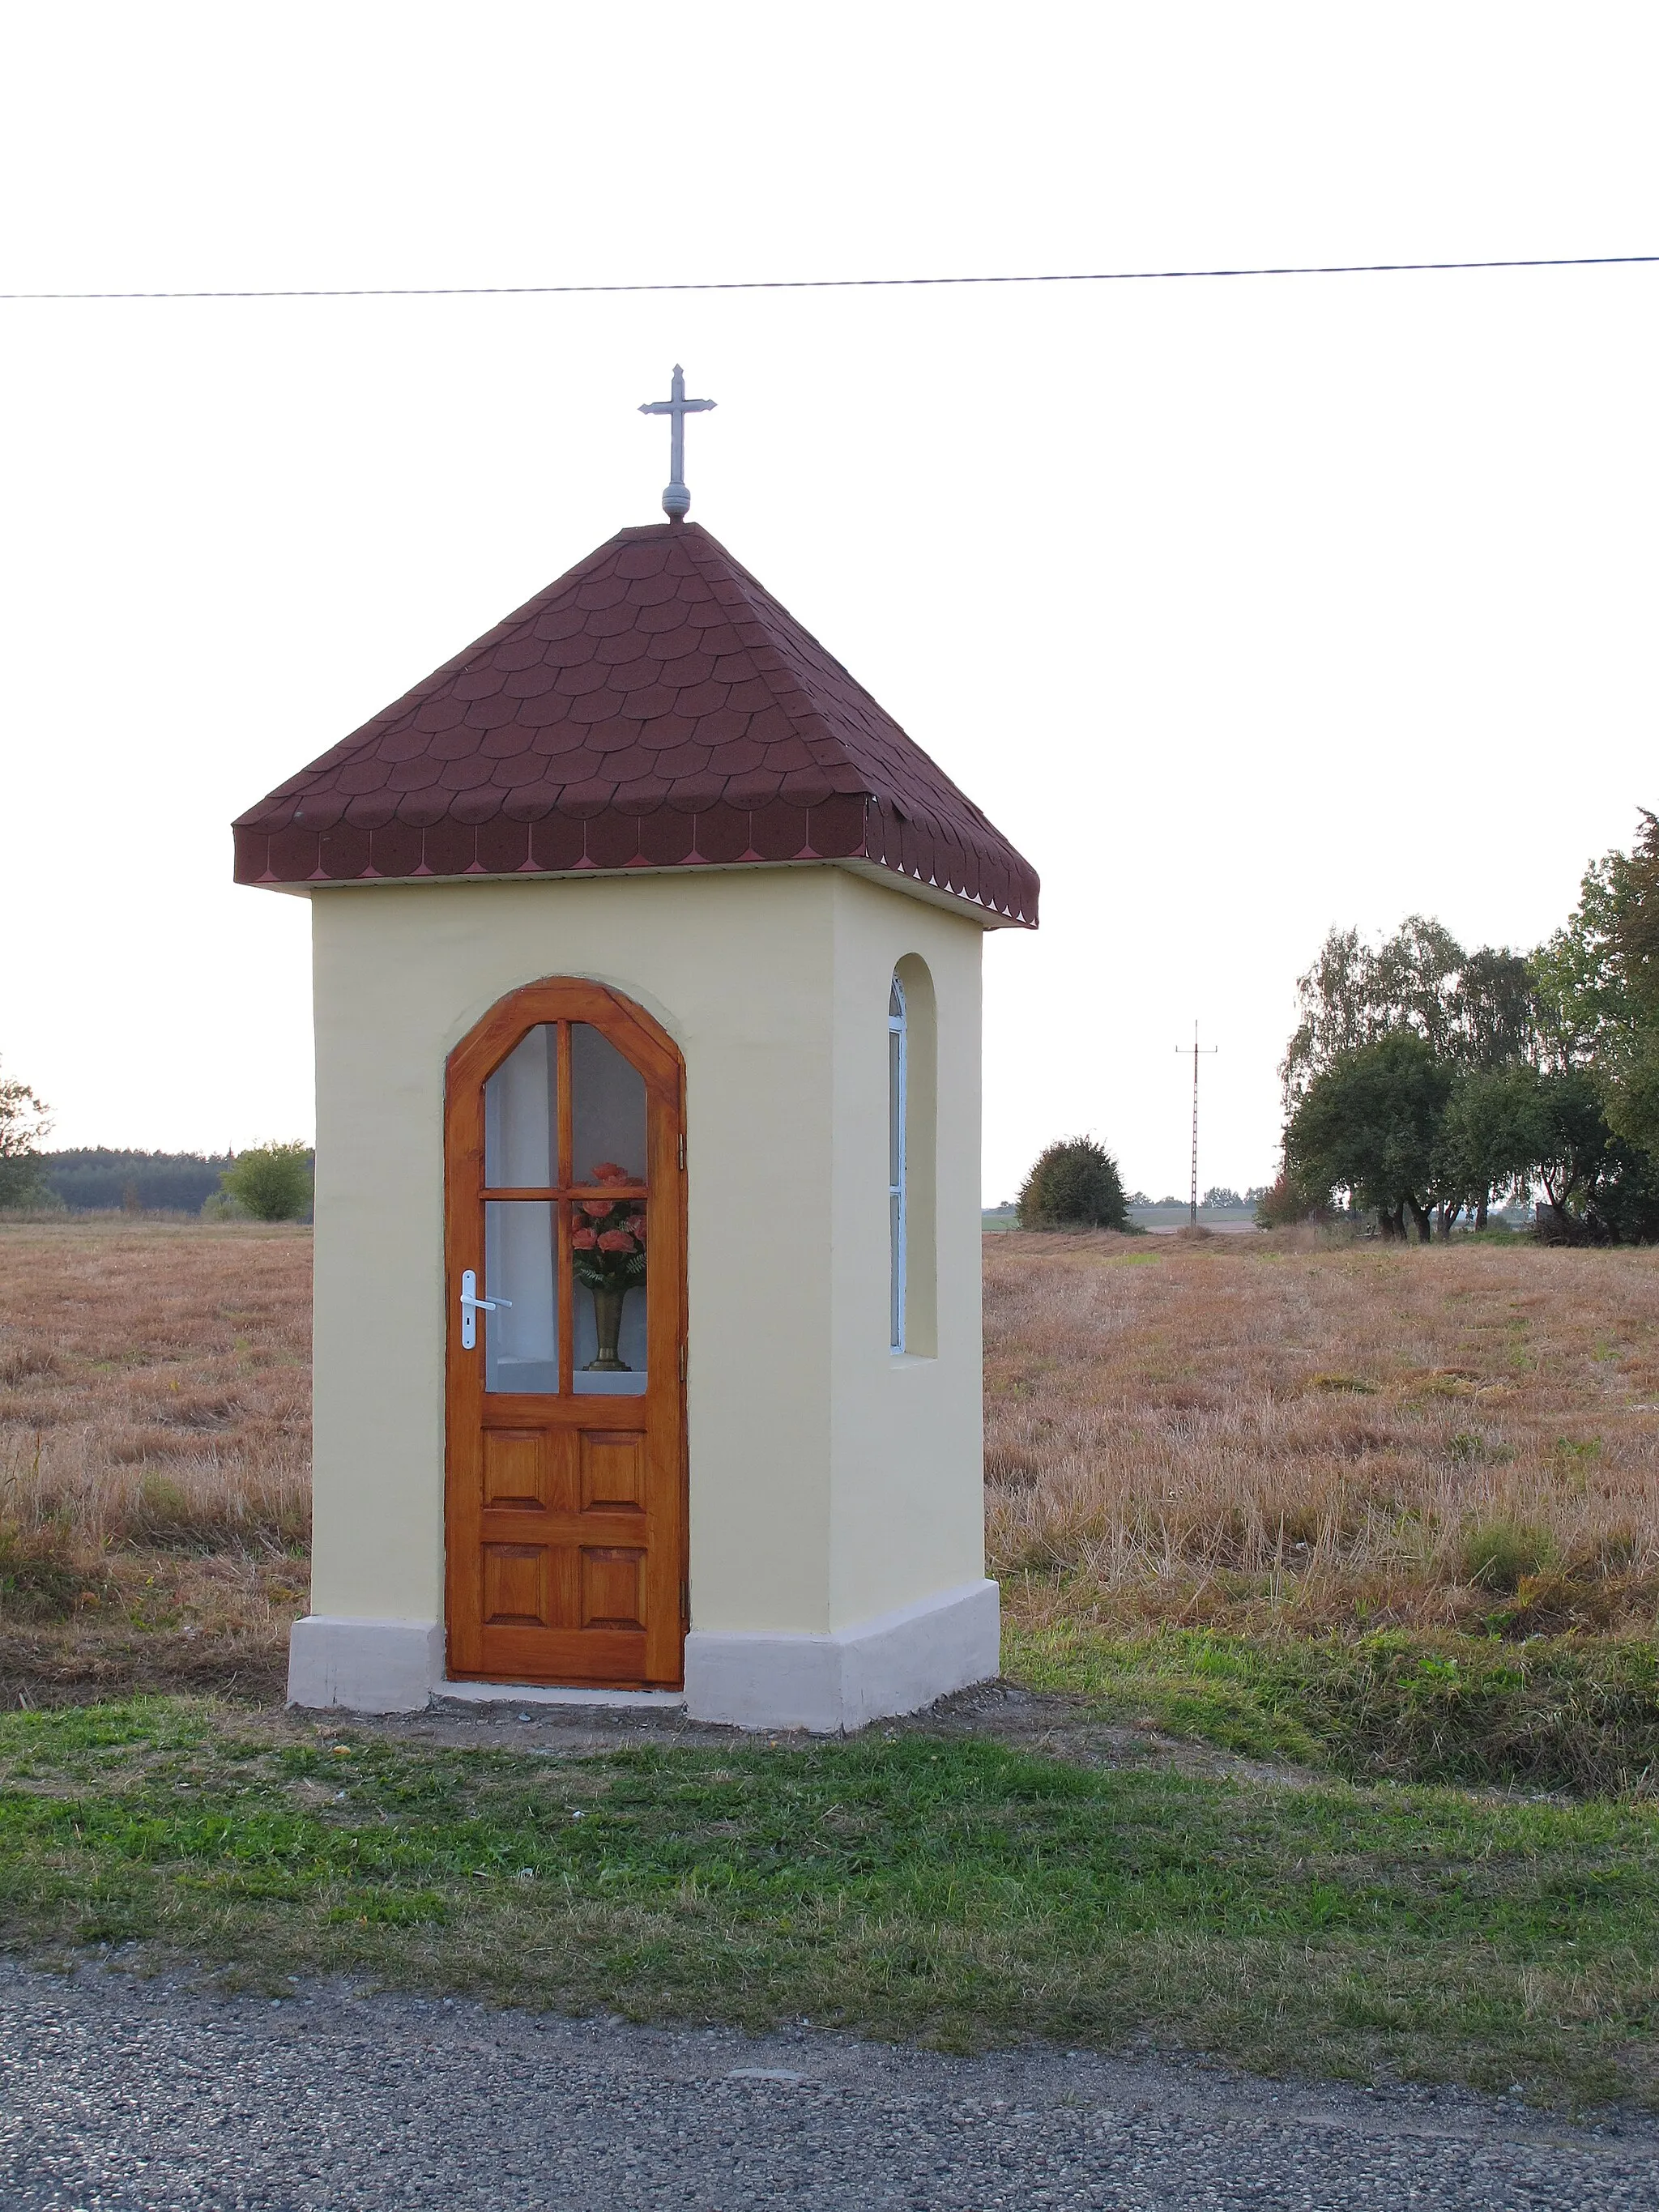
[569,1161,647,1295]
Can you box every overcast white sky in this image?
[2,3,1655,1202]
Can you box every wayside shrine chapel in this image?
[233,372,1038,1733]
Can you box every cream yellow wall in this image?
[825,875,986,1627]
[307,863,987,1652]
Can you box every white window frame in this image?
[889,973,907,1353]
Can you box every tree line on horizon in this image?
[0,1123,313,1223]
[1265,811,1659,1243]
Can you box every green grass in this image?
[1004,1617,1659,1796]
[4,1698,1659,2108]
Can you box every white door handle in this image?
[458,1268,511,1349]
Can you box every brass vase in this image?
[586,1284,630,1371]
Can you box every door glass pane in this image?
[570,1217,648,1396]
[484,1025,557,1188]
[569,1022,649,1396]
[571,1023,647,1186]
[484,1200,558,1393]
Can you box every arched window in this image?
[888,973,907,1353]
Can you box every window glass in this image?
[484,1200,558,1392]
[889,974,907,1353]
[484,1025,557,1187]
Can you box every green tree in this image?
[1605,1034,1659,1162]
[1602,811,1659,1160]
[1280,927,1379,1101]
[1448,946,1537,1072]
[1530,812,1659,1171]
[1285,1031,1453,1242]
[1524,1066,1608,1222]
[1514,1064,1659,1243]
[1582,1131,1659,1245]
[0,1060,51,1208]
[1617,811,1659,1010]
[1436,1063,1540,1229]
[1374,914,1467,1059]
[1437,1059,1659,1244]
[1279,818,1659,1244]
[1282,917,1533,1107]
[219,1142,313,1223]
[1016,1137,1129,1231]
[1532,848,1634,1063]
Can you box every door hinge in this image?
[680,1578,690,1625]
[677,1133,686,1170]
[679,1341,687,1383]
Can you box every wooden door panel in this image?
[581,1545,646,1630]
[580,1430,646,1511]
[477,1622,647,1683]
[481,1430,548,1510]
[482,1543,551,1627]
[445,982,686,1690]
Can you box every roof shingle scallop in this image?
[232,521,1038,926]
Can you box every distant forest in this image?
[41,1149,236,1213]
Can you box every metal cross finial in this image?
[638,364,715,522]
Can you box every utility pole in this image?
[1176,1022,1219,1226]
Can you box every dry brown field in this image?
[0,1219,309,1701]
[2,1218,1658,1704]
[989,1226,1659,1638]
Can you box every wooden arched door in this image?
[444,980,686,1688]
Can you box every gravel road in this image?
[2,1961,1656,2210]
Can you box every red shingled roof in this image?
[232,521,1038,927]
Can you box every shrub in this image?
[0,1158,51,1210]
[1013,1625,1659,1794]
[1458,1516,1555,1592]
[126,1469,305,1554]
[0,1519,88,1622]
[1253,1171,1329,1228]
[219,1142,313,1223]
[1276,1630,1659,1794]
[1017,1137,1129,1231]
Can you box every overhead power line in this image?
[0,252,1655,303]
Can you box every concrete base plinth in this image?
[287,1616,443,1714]
[288,1580,1000,1731]
[683,1578,1000,1734]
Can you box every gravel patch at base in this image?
[318,1678,1315,1788]
[2,1960,1655,2210]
